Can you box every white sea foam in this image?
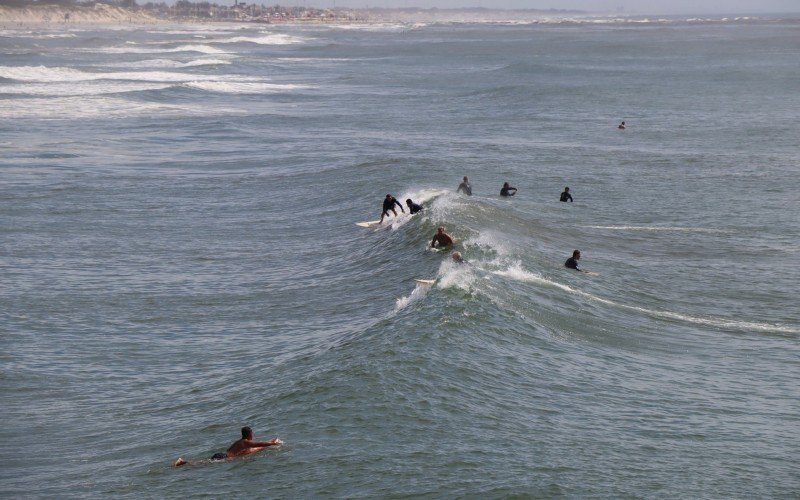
[0,66,245,83]
[97,58,232,69]
[394,282,430,312]
[0,95,240,120]
[183,81,310,94]
[95,44,232,55]
[0,81,172,96]
[493,264,799,335]
[210,33,307,45]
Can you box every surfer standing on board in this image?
[174,426,282,467]
[431,226,454,248]
[379,194,405,224]
[457,176,472,196]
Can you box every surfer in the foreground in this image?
[500,182,517,197]
[560,187,573,202]
[379,194,405,224]
[406,198,423,214]
[457,176,472,196]
[431,226,454,248]
[564,250,583,271]
[174,426,282,467]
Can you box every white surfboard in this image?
[356,220,382,228]
[414,279,436,285]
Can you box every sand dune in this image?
[0,4,161,25]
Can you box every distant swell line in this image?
[585,225,732,234]
[493,267,798,335]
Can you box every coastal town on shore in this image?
[1,0,583,25]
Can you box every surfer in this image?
[431,226,454,248]
[406,198,424,214]
[560,187,573,202]
[174,427,282,467]
[457,176,472,196]
[379,194,405,224]
[500,182,517,197]
[564,250,582,271]
[618,121,626,130]
[452,251,466,264]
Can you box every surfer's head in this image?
[406,199,412,205]
[503,182,509,188]
[241,426,253,439]
[463,176,468,182]
[438,226,445,234]
[452,251,463,263]
[573,250,581,260]
[564,187,570,192]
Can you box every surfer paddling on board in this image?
[406,198,423,214]
[500,182,517,197]
[174,426,282,467]
[457,176,472,196]
[379,194,405,224]
[431,226,454,249]
[564,250,583,272]
[560,187,573,202]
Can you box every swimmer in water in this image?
[431,226,454,248]
[500,182,517,197]
[452,251,466,264]
[618,121,626,130]
[406,198,423,214]
[560,187,573,202]
[174,426,282,467]
[564,250,582,271]
[457,176,472,196]
[379,194,405,224]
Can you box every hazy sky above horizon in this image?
[239,0,799,14]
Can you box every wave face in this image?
[1,19,799,499]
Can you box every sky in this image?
[247,0,800,14]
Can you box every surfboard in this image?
[414,279,435,285]
[356,220,382,228]
[584,271,600,276]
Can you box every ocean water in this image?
[1,16,799,497]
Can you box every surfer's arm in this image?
[249,438,282,447]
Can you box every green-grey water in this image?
[1,16,799,497]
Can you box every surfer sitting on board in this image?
[500,182,517,197]
[431,226,454,248]
[564,250,582,271]
[560,187,573,202]
[406,198,423,214]
[380,194,405,224]
[618,121,626,130]
[457,176,472,196]
[174,426,282,467]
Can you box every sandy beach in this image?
[0,4,161,25]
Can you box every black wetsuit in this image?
[457,182,472,196]
[407,202,423,214]
[500,186,517,197]
[382,197,402,215]
[560,191,573,202]
[564,257,580,270]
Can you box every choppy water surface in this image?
[1,16,799,497]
